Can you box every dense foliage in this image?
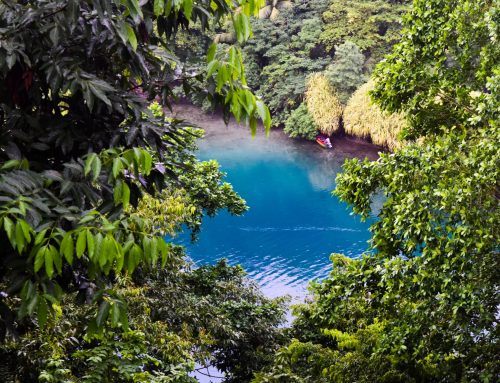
[324,41,366,104]
[320,0,411,70]
[229,0,411,131]
[0,0,285,381]
[181,0,411,142]
[2,258,286,382]
[2,0,498,382]
[242,0,329,127]
[256,0,499,381]
[283,103,318,141]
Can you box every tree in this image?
[0,1,286,381]
[0,0,272,347]
[324,41,366,104]
[255,0,500,381]
[2,257,287,382]
[371,0,500,139]
[321,0,411,70]
[284,103,318,140]
[238,0,331,126]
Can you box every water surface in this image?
[175,110,380,299]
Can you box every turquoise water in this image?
[179,128,375,299]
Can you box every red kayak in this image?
[316,135,332,148]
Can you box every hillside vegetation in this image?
[179,0,411,147]
[255,0,500,381]
[0,0,498,382]
[214,0,412,147]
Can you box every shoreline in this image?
[167,103,384,162]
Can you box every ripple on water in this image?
[177,121,378,300]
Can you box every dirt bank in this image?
[167,103,383,161]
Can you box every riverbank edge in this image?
[167,102,385,162]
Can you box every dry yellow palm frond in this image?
[258,5,273,19]
[276,1,292,10]
[214,31,236,44]
[305,73,343,136]
[343,80,406,150]
[270,8,280,20]
[258,0,292,20]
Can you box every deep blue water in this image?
[177,128,376,299]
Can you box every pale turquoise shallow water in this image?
[178,126,378,299]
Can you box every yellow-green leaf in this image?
[124,23,138,51]
[76,230,87,258]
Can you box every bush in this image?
[284,103,318,140]
[344,80,406,150]
[305,74,343,135]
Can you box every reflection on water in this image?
[177,125,380,300]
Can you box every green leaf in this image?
[1,159,22,170]
[124,23,138,51]
[150,237,159,265]
[142,151,152,175]
[183,0,193,20]
[250,116,257,137]
[142,237,151,263]
[45,247,54,278]
[91,156,102,181]
[117,21,129,44]
[61,232,74,264]
[234,13,251,43]
[34,230,49,246]
[79,213,96,225]
[124,0,143,20]
[207,43,217,63]
[99,236,112,268]
[87,230,95,259]
[256,100,271,131]
[207,60,220,77]
[112,158,123,178]
[3,216,14,243]
[154,0,164,16]
[51,245,62,274]
[122,182,130,209]
[15,221,25,252]
[128,244,142,273]
[84,153,96,176]
[76,230,87,258]
[164,0,172,16]
[96,300,111,328]
[158,240,169,267]
[27,294,38,316]
[114,181,123,205]
[34,246,46,273]
[19,220,32,241]
[111,302,121,327]
[37,296,48,328]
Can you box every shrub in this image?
[284,103,318,140]
[343,80,406,150]
[305,74,343,135]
